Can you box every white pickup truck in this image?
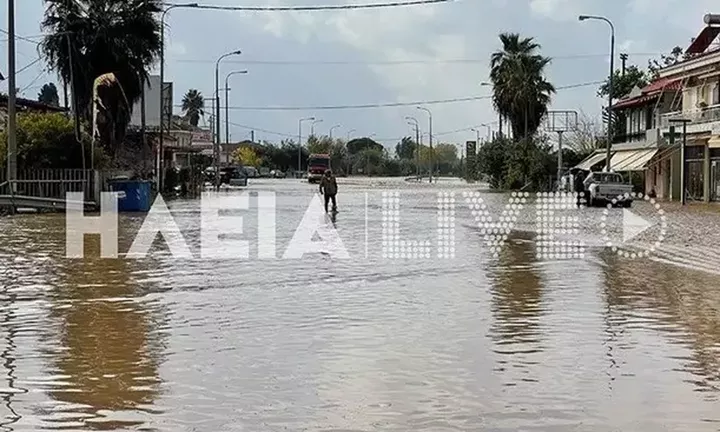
[583,172,634,207]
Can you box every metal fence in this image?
[0,169,96,202]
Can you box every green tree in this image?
[37,82,60,106]
[0,112,103,170]
[490,33,555,140]
[181,89,204,127]
[329,139,348,175]
[232,146,261,167]
[347,137,382,155]
[353,147,385,176]
[395,136,417,160]
[597,65,648,100]
[41,0,162,124]
[647,46,695,78]
[307,135,334,154]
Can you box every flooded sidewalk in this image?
[0,178,719,431]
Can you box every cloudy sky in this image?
[1,0,718,149]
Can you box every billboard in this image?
[129,75,171,129]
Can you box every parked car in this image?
[243,166,259,178]
[270,170,286,178]
[204,166,247,186]
[583,171,633,207]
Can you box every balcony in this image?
[613,131,646,144]
[658,104,720,134]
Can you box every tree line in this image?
[229,135,461,177]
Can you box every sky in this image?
[1,0,719,151]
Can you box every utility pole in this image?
[556,131,564,191]
[7,0,17,190]
[620,53,628,76]
[669,118,690,205]
[414,124,420,177]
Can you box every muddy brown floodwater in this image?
[0,177,719,431]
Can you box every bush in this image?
[477,136,581,191]
[0,112,107,170]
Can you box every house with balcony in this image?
[655,28,720,202]
[576,15,720,202]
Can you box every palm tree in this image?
[490,33,555,140]
[181,89,205,127]
[41,0,162,124]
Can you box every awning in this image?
[605,150,638,171]
[575,152,608,170]
[709,136,720,148]
[613,149,658,171]
[613,94,658,109]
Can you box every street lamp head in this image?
[578,15,589,21]
[232,50,242,55]
[187,2,200,6]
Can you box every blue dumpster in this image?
[108,180,152,212]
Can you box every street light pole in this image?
[417,107,433,183]
[7,0,17,191]
[346,129,356,141]
[214,50,242,189]
[329,124,340,140]
[159,2,199,191]
[224,70,248,160]
[579,14,615,171]
[406,116,420,177]
[298,117,315,176]
[311,119,323,137]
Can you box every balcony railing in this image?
[612,131,646,144]
[658,104,720,129]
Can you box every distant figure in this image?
[574,170,587,207]
[648,187,657,199]
[319,169,338,213]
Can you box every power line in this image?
[19,68,49,94]
[182,80,603,111]
[16,57,42,75]
[174,53,664,66]
[0,28,41,45]
[166,0,452,12]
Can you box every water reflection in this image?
[603,254,720,400]
[486,231,545,382]
[487,231,544,348]
[45,240,167,429]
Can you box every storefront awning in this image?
[613,149,658,171]
[605,150,638,171]
[575,152,608,170]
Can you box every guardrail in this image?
[658,104,720,128]
[0,169,96,202]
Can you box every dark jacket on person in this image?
[320,174,338,195]
[573,172,586,193]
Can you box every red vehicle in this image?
[307,154,330,183]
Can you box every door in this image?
[712,160,720,201]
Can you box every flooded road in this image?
[1,177,719,431]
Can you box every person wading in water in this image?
[319,169,338,213]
